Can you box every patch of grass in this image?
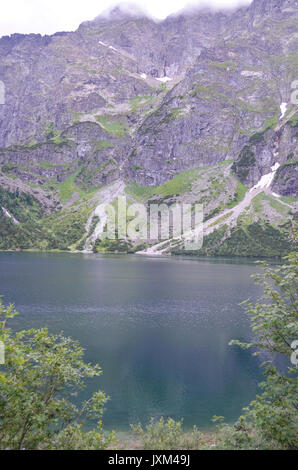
[167,108,186,120]
[252,192,266,214]
[208,212,233,228]
[269,199,290,217]
[252,192,290,217]
[226,180,248,208]
[57,166,95,202]
[73,112,83,121]
[129,95,154,112]
[262,115,279,131]
[288,112,298,128]
[125,183,156,201]
[95,116,128,136]
[93,140,113,151]
[280,195,298,204]
[190,83,231,101]
[126,168,202,201]
[37,162,56,170]
[50,136,68,145]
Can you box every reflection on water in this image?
[0,252,265,430]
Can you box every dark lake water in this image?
[0,252,265,431]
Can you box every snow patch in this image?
[280,102,287,120]
[83,181,125,252]
[156,76,172,83]
[250,163,280,191]
[140,73,147,79]
[1,207,19,224]
[98,41,119,53]
[241,70,263,78]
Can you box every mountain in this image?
[0,0,297,256]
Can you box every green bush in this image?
[0,299,115,450]
[216,253,298,449]
[131,418,204,450]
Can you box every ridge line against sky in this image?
[0,0,253,37]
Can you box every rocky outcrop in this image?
[273,161,298,196]
[231,115,298,193]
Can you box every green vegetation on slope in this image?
[58,166,97,202]
[40,204,92,251]
[95,115,128,136]
[198,221,295,258]
[0,186,42,223]
[126,168,206,201]
[0,187,47,250]
[0,185,94,251]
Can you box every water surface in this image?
[0,252,265,430]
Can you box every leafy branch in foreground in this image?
[216,252,298,450]
[0,299,115,450]
[230,252,298,356]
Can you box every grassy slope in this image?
[0,161,296,256]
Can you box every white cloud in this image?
[0,0,253,37]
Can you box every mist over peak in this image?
[84,0,253,27]
[94,3,152,22]
[78,0,255,32]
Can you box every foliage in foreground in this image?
[215,252,298,450]
[131,418,205,450]
[0,300,115,450]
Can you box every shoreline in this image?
[0,247,287,260]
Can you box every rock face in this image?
[0,0,297,254]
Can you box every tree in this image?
[216,252,298,449]
[0,299,115,450]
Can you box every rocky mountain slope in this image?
[0,0,297,256]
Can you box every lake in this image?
[0,252,265,431]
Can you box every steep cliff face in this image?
[0,0,297,255]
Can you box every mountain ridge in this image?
[0,0,297,255]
